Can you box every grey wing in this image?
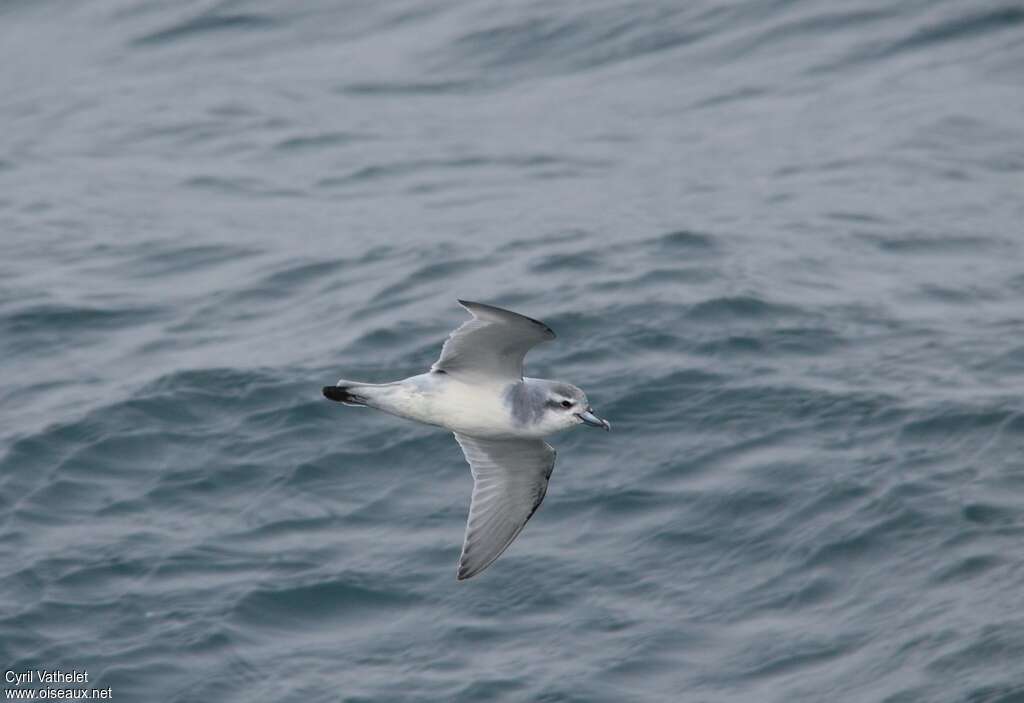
[453,433,557,580]
[432,300,555,381]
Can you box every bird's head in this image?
[542,382,611,432]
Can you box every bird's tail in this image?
[322,379,380,407]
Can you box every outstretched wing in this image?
[432,300,555,381]
[453,433,556,580]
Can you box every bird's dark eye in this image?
[561,400,572,408]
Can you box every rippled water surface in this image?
[3,1,1024,701]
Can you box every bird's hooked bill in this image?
[576,408,611,431]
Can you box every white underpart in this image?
[360,373,518,438]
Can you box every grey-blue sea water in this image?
[2,1,1024,700]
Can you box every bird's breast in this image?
[428,379,523,438]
